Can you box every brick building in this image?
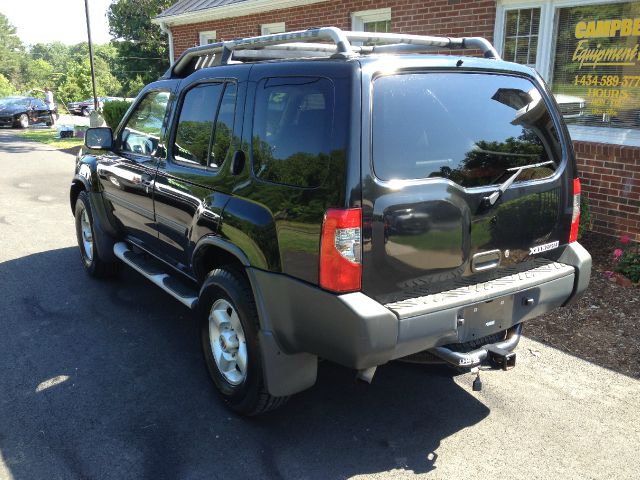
[153,0,640,241]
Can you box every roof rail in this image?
[163,27,500,79]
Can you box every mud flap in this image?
[258,330,317,397]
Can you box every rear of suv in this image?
[71,28,591,415]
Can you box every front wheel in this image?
[81,107,90,117]
[74,191,119,278]
[200,267,288,415]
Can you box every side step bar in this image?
[429,323,522,369]
[113,242,198,309]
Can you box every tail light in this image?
[319,208,361,292]
[569,178,581,243]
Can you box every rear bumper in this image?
[251,242,591,370]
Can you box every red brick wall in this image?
[575,141,640,242]
[170,0,497,58]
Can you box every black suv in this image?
[70,28,591,415]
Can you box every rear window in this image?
[372,73,562,187]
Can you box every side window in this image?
[252,77,334,187]
[120,91,170,156]
[173,83,224,167]
[211,83,237,168]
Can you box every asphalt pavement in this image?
[0,129,639,480]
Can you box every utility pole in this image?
[84,0,98,111]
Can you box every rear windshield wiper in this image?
[483,160,554,207]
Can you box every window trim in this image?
[495,0,640,146]
[351,7,391,31]
[169,79,237,171]
[199,30,217,45]
[261,22,286,35]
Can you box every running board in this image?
[113,242,198,309]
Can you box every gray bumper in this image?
[249,242,591,393]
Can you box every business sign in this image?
[552,2,640,128]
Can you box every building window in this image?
[261,22,285,35]
[503,8,540,66]
[552,3,640,131]
[496,0,640,146]
[351,8,391,33]
[199,30,216,45]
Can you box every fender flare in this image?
[191,235,251,271]
[70,174,91,212]
[71,170,119,262]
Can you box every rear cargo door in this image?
[360,69,573,304]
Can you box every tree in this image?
[0,13,24,86]
[19,58,54,93]
[107,0,173,92]
[56,56,122,103]
[0,74,15,97]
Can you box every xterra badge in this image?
[530,241,559,255]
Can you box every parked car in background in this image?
[67,96,125,117]
[0,96,54,128]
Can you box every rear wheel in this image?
[200,266,288,415]
[74,191,119,278]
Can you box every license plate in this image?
[460,295,514,341]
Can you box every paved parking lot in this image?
[0,130,639,480]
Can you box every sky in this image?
[0,0,115,45]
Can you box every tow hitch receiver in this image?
[487,346,516,370]
[429,323,522,369]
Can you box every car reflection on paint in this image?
[386,207,432,235]
[554,93,586,122]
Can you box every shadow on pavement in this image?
[0,247,489,479]
[0,131,41,154]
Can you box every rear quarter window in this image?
[372,73,562,187]
[252,76,335,188]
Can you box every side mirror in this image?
[85,127,113,150]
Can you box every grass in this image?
[277,221,320,254]
[19,128,84,151]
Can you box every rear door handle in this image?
[471,249,501,272]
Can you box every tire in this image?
[200,266,288,415]
[81,107,90,117]
[17,113,29,129]
[74,191,119,278]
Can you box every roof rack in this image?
[164,27,500,79]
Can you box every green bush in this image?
[102,100,131,131]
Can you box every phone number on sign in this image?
[574,75,640,87]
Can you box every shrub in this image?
[102,100,131,131]
[579,195,592,240]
